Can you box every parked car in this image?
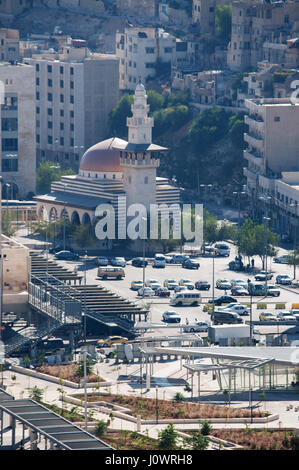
[277,311,296,321]
[255,271,273,281]
[183,321,209,333]
[164,256,174,264]
[231,285,248,296]
[213,243,230,257]
[97,336,128,347]
[174,285,187,293]
[96,256,109,266]
[219,303,248,316]
[131,280,144,291]
[209,295,237,306]
[98,267,125,280]
[266,285,281,297]
[171,254,190,264]
[145,280,161,291]
[155,287,171,297]
[273,255,290,264]
[212,310,243,325]
[162,311,181,323]
[195,280,210,291]
[259,312,277,321]
[182,259,200,269]
[153,254,166,268]
[230,279,247,287]
[55,251,80,261]
[164,279,179,290]
[216,279,232,290]
[132,257,148,267]
[110,257,126,267]
[179,279,195,290]
[138,287,155,297]
[276,274,292,285]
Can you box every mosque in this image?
[35,83,181,248]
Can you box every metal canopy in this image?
[0,397,113,450]
[184,363,229,373]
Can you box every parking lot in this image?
[49,242,299,338]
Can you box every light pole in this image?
[142,216,147,298]
[50,165,60,250]
[84,251,87,344]
[82,350,91,431]
[5,183,10,236]
[155,386,158,424]
[233,189,246,226]
[263,216,271,291]
[212,248,216,324]
[290,201,298,249]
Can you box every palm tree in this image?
[287,248,299,279]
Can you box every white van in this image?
[170,291,201,306]
[153,254,166,268]
[214,243,230,257]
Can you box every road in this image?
[48,242,299,339]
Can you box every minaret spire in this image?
[127,82,154,145]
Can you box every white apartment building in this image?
[243,97,299,239]
[25,40,119,171]
[0,29,19,63]
[0,63,36,198]
[192,0,231,35]
[116,27,195,91]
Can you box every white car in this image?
[162,311,181,323]
[266,285,281,297]
[183,321,209,333]
[174,285,187,293]
[230,279,247,287]
[277,311,296,321]
[273,255,290,264]
[145,280,161,290]
[138,287,155,297]
[219,303,248,316]
[164,279,179,290]
[276,275,292,285]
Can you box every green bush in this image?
[95,420,108,437]
[201,420,212,436]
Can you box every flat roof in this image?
[154,346,299,366]
[34,192,106,210]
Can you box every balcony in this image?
[244,149,264,169]
[243,167,258,181]
[244,114,264,133]
[244,132,264,151]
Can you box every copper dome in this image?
[79,137,128,173]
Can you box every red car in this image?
[155,287,171,297]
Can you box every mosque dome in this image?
[79,137,127,173]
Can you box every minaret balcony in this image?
[120,157,160,168]
[127,117,153,127]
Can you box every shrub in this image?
[201,420,212,436]
[158,423,178,450]
[174,392,184,403]
[95,420,108,437]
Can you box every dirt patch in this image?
[36,364,105,384]
[79,394,267,420]
[101,431,159,451]
[211,429,297,450]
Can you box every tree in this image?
[71,224,96,248]
[287,248,299,279]
[158,423,178,450]
[75,357,94,378]
[216,5,232,43]
[174,392,184,403]
[36,161,75,194]
[27,386,44,403]
[236,218,278,265]
[185,433,209,450]
[147,89,164,112]
[108,94,133,138]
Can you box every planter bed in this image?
[210,429,298,450]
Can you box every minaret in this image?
[114,82,167,212]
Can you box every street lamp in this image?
[290,201,298,249]
[84,251,88,344]
[233,188,246,226]
[263,216,271,283]
[82,350,91,431]
[155,386,159,424]
[141,216,147,298]
[5,183,10,236]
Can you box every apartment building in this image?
[243,98,299,238]
[227,0,299,72]
[0,63,36,198]
[263,37,299,68]
[192,0,231,35]
[25,40,119,171]
[116,27,195,91]
[0,29,19,63]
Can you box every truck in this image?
[208,324,260,345]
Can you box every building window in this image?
[70,81,74,89]
[70,110,74,118]
[60,66,64,74]
[274,116,280,122]
[2,118,18,131]
[145,63,155,69]
[36,64,39,72]
[164,47,172,53]
[36,106,40,114]
[70,67,74,75]
[36,134,40,144]
[60,109,64,117]
[2,158,18,172]
[70,95,74,104]
[145,47,155,54]
[48,136,53,145]
[47,108,52,116]
[48,93,53,102]
[36,91,40,100]
[70,138,74,147]
[47,65,52,73]
[36,77,40,86]
[48,79,52,87]
[2,138,18,151]
[47,121,53,129]
[60,122,64,130]
[70,123,74,131]
[59,137,64,146]
[60,94,64,103]
[60,80,64,88]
